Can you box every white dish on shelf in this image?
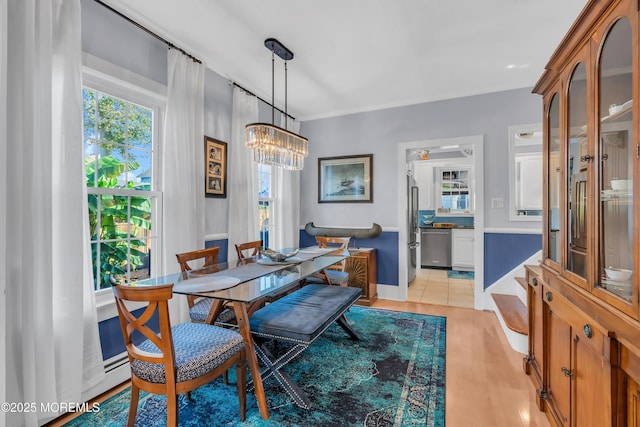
[609,104,623,115]
[611,179,631,191]
[605,267,632,282]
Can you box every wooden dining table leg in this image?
[231,301,269,420]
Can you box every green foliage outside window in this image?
[83,88,154,289]
[86,156,152,289]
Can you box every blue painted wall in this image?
[206,239,229,264]
[484,233,541,289]
[99,307,160,361]
[300,230,399,286]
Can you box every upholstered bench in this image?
[249,284,362,408]
[304,269,350,286]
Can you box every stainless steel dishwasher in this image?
[420,228,452,268]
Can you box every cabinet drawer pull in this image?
[545,291,553,302]
[532,277,538,286]
[580,155,594,162]
[561,367,574,379]
[583,324,593,339]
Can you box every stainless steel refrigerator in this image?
[407,174,419,282]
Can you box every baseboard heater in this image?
[104,353,129,373]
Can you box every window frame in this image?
[82,56,166,319]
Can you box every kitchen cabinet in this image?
[543,287,614,427]
[451,228,473,270]
[524,266,545,409]
[414,161,434,210]
[528,0,640,425]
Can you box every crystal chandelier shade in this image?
[246,122,308,170]
[245,38,308,170]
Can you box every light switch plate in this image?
[491,198,504,209]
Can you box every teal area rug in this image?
[65,307,446,426]
[447,270,474,280]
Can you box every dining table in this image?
[132,246,350,420]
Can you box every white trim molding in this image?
[397,135,485,308]
[205,233,229,241]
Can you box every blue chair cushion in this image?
[250,284,361,343]
[190,298,235,324]
[305,269,349,286]
[131,323,244,384]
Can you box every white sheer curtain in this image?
[5,1,104,425]
[271,115,302,249]
[162,49,205,323]
[1,0,8,423]
[227,87,259,263]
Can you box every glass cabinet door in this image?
[567,62,589,280]
[597,17,634,303]
[547,93,561,265]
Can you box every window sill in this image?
[95,288,145,322]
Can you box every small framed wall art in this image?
[318,154,373,203]
[205,136,227,198]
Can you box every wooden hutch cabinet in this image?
[526,0,640,425]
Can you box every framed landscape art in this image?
[205,137,227,198]
[318,154,373,203]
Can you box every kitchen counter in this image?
[420,224,474,229]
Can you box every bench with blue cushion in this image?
[249,284,362,408]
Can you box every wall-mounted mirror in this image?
[508,123,542,221]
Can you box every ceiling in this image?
[102,0,588,121]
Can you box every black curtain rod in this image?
[93,0,202,64]
[232,82,296,121]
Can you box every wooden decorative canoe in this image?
[304,222,382,239]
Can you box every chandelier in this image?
[246,38,308,170]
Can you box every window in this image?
[437,167,472,214]
[258,163,273,247]
[508,123,543,221]
[83,82,162,290]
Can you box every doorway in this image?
[396,135,484,309]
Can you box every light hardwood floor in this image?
[50,299,549,427]
[372,299,550,427]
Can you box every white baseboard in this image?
[377,283,404,301]
[81,363,130,403]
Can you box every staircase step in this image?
[492,293,528,335]
[515,276,527,290]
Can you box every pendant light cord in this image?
[284,62,288,130]
[271,49,275,126]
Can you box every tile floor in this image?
[407,267,474,308]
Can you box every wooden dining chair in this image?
[112,283,246,427]
[175,247,235,325]
[235,240,262,261]
[316,236,351,250]
[306,236,352,286]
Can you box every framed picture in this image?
[205,137,227,198]
[318,154,373,203]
